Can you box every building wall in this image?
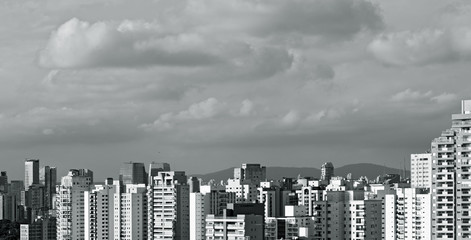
[190,193,205,240]
[411,153,432,189]
[56,169,93,240]
[148,171,189,240]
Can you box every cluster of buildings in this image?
[1,99,471,239]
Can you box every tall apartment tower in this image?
[148,171,189,240]
[148,162,170,184]
[119,162,147,185]
[56,169,93,240]
[24,159,39,191]
[40,166,57,209]
[382,187,432,240]
[85,179,117,240]
[410,153,432,188]
[320,162,334,182]
[432,99,471,239]
[189,192,205,240]
[234,163,266,185]
[85,179,147,240]
[0,172,7,193]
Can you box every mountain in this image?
[190,163,409,182]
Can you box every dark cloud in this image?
[256,0,384,40]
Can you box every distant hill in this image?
[191,163,409,182]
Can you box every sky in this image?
[1,0,471,180]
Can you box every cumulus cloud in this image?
[391,89,433,102]
[281,110,301,126]
[239,99,255,116]
[141,98,229,131]
[257,0,383,40]
[39,0,382,69]
[431,92,457,104]
[369,27,471,66]
[177,98,226,120]
[391,89,458,104]
[39,18,220,68]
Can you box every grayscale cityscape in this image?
[0,100,469,239]
[1,0,471,239]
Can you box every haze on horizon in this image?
[1,0,470,179]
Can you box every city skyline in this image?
[2,0,471,179]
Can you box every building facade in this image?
[147,171,189,240]
[411,153,432,189]
[56,169,93,240]
[24,159,39,191]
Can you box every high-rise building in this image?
[202,189,236,216]
[0,171,8,193]
[40,166,57,210]
[320,162,334,182]
[119,162,147,185]
[383,187,431,240]
[148,162,170,184]
[189,192,205,240]
[24,159,39,191]
[27,184,45,220]
[20,216,56,240]
[85,179,148,240]
[205,204,264,240]
[85,180,116,240]
[234,163,266,185]
[411,153,432,189]
[0,193,15,221]
[148,171,189,240]
[431,100,471,239]
[226,179,258,203]
[56,169,93,240]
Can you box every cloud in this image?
[391,89,433,102]
[239,99,255,116]
[141,97,228,131]
[177,98,226,120]
[39,0,382,69]
[431,92,457,104]
[39,18,220,68]
[391,89,458,104]
[368,29,453,66]
[368,26,471,66]
[255,0,383,41]
[281,110,301,126]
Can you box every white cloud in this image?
[391,89,458,104]
[281,110,301,126]
[39,18,219,68]
[369,25,471,66]
[239,99,255,116]
[391,89,432,102]
[431,92,457,104]
[39,0,383,69]
[177,98,226,120]
[368,29,452,66]
[141,98,228,131]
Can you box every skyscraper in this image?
[85,180,148,240]
[233,163,266,185]
[40,166,57,210]
[119,162,147,185]
[410,153,432,189]
[148,162,170,184]
[0,172,7,193]
[56,169,93,240]
[24,159,39,191]
[431,99,471,239]
[148,171,189,240]
[320,162,334,182]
